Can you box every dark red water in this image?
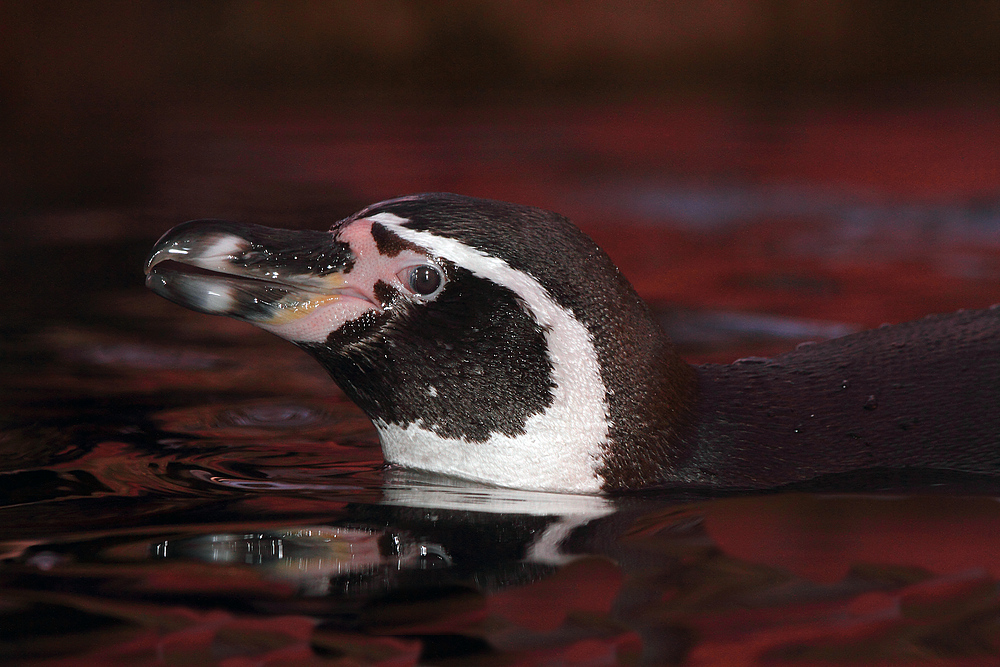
[3,104,1000,665]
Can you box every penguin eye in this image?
[399,265,444,297]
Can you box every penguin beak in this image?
[145,220,358,328]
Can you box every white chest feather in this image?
[368,213,610,493]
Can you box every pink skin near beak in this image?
[256,219,437,344]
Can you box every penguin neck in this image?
[598,349,701,492]
[589,309,703,492]
[538,262,704,493]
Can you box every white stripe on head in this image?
[367,212,610,493]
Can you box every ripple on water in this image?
[76,343,229,371]
[150,399,385,496]
[154,398,376,442]
[216,402,327,428]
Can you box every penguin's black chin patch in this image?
[318,309,392,351]
[299,267,557,443]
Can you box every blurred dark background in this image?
[4,0,1000,211]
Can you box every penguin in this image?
[145,193,1000,494]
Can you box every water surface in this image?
[4,228,1000,667]
[6,107,1000,665]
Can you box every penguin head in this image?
[146,194,696,493]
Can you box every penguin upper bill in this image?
[146,193,1000,494]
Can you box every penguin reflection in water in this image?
[146,193,1000,494]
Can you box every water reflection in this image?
[147,471,617,597]
[8,472,1000,664]
[151,527,420,598]
[5,232,1000,665]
